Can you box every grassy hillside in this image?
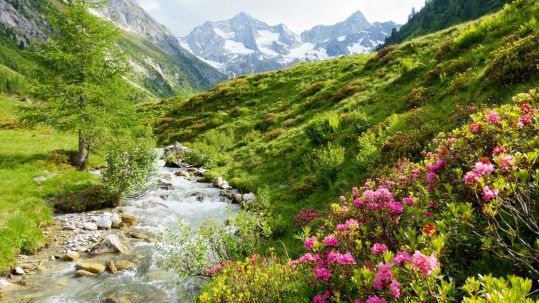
[155,0,539,254]
[383,0,511,46]
[0,95,99,272]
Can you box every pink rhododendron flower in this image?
[388,201,403,214]
[402,197,415,206]
[304,237,318,250]
[474,161,495,175]
[313,291,330,303]
[482,186,498,201]
[518,115,532,127]
[390,280,401,298]
[339,195,347,202]
[411,251,439,276]
[496,154,515,170]
[336,224,347,232]
[345,218,359,230]
[487,110,501,123]
[323,236,339,247]
[366,295,387,303]
[371,243,388,255]
[470,123,482,132]
[392,251,411,265]
[374,263,393,289]
[464,171,480,184]
[493,146,507,155]
[353,198,364,207]
[313,267,332,282]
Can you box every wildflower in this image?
[424,211,433,217]
[423,224,436,237]
[346,218,359,230]
[389,280,401,298]
[313,291,330,303]
[402,197,415,206]
[474,161,495,175]
[482,186,498,201]
[373,263,393,289]
[339,252,356,265]
[353,198,364,207]
[411,251,439,276]
[366,295,387,303]
[464,171,480,184]
[428,200,438,208]
[520,103,532,113]
[336,224,347,232]
[339,195,346,202]
[470,123,482,132]
[371,243,388,255]
[323,236,339,247]
[493,146,507,155]
[486,110,501,124]
[496,154,515,170]
[517,115,532,127]
[304,237,318,250]
[388,201,403,214]
[313,267,332,282]
[392,251,411,265]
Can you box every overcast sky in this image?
[134,0,426,36]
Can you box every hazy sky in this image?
[134,0,426,36]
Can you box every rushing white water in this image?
[5,156,239,303]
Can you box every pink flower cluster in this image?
[486,110,501,124]
[371,243,388,255]
[205,260,233,276]
[313,291,331,303]
[327,251,356,265]
[323,236,339,247]
[305,237,318,250]
[411,251,439,276]
[482,186,498,201]
[294,208,322,227]
[464,161,495,184]
[336,218,360,232]
[313,267,332,281]
[496,154,515,170]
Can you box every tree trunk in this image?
[75,130,86,170]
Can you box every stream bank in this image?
[0,148,248,303]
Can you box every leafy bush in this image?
[330,80,364,102]
[186,129,235,167]
[0,65,27,95]
[308,143,345,187]
[304,114,341,145]
[341,110,371,134]
[365,44,399,68]
[484,33,539,86]
[102,133,157,198]
[301,81,326,97]
[403,87,432,109]
[462,275,536,303]
[51,185,120,213]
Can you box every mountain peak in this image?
[345,10,369,25]
[232,11,254,21]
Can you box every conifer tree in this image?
[23,0,136,169]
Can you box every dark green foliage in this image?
[50,185,120,213]
[485,33,539,86]
[403,86,433,109]
[383,0,511,46]
[304,115,340,145]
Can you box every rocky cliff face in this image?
[0,0,48,46]
[181,11,400,76]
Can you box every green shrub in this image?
[341,110,370,134]
[462,275,536,303]
[304,114,340,145]
[365,44,398,68]
[403,87,432,109]
[301,81,326,97]
[330,80,364,102]
[51,185,120,213]
[186,129,235,167]
[355,130,381,172]
[484,33,539,86]
[102,133,157,198]
[0,65,27,95]
[309,143,345,187]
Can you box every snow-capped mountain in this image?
[180,11,400,76]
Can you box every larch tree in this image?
[23,0,136,169]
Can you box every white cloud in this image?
[134,0,425,36]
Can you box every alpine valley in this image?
[179,11,399,76]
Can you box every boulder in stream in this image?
[107,260,118,274]
[75,262,105,274]
[120,214,137,226]
[115,260,135,271]
[75,270,97,277]
[213,177,230,189]
[90,234,131,255]
[62,251,80,261]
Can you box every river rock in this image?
[242,193,256,205]
[160,173,173,180]
[175,170,190,178]
[115,260,135,271]
[63,251,80,261]
[13,267,25,275]
[95,218,112,230]
[126,232,150,240]
[120,214,137,226]
[110,213,122,228]
[191,192,206,202]
[75,270,97,277]
[91,234,131,255]
[214,177,230,189]
[75,262,105,274]
[157,181,174,191]
[83,222,98,231]
[0,279,20,293]
[107,260,118,274]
